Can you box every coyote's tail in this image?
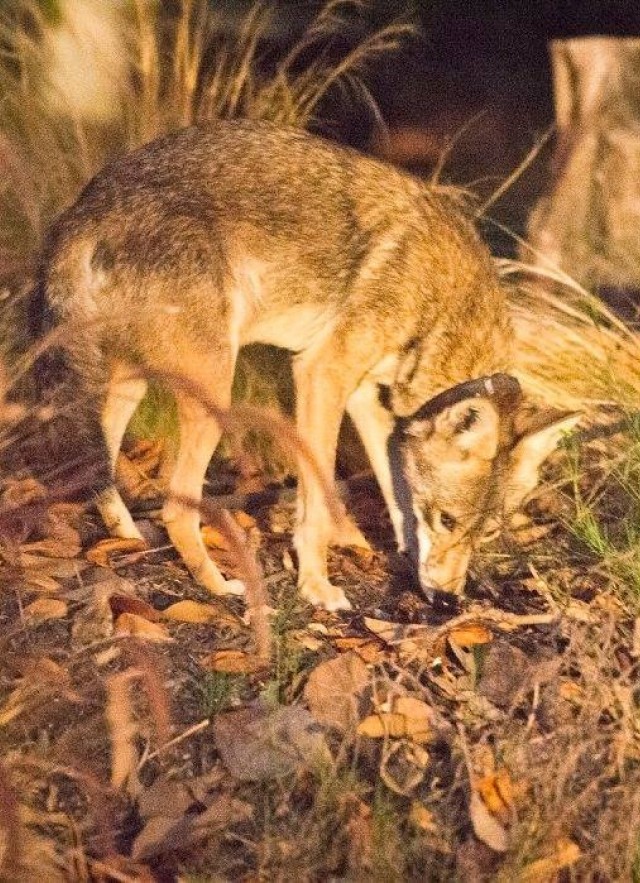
[17,266,113,499]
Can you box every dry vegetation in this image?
[1,1,640,881]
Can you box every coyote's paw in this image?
[300,577,352,612]
[330,516,371,551]
[195,561,246,597]
[217,578,247,597]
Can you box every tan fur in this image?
[42,120,578,610]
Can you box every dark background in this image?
[218,0,640,249]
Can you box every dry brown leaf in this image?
[24,597,68,620]
[380,738,430,795]
[86,537,148,567]
[447,624,493,648]
[0,658,75,726]
[132,792,252,861]
[475,771,515,825]
[409,801,438,833]
[304,652,370,732]
[23,573,61,594]
[592,592,625,616]
[358,696,433,743]
[109,594,161,622]
[358,713,410,739]
[363,616,409,645]
[291,629,325,652]
[202,649,263,673]
[214,703,331,781]
[72,587,115,648]
[162,599,239,625]
[519,838,582,882]
[114,613,172,642]
[468,789,508,853]
[558,680,584,704]
[21,536,80,559]
[333,636,384,663]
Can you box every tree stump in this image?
[526,37,640,316]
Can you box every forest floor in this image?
[1,420,640,882]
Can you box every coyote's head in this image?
[392,374,579,598]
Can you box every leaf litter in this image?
[2,424,640,879]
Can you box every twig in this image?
[138,718,210,769]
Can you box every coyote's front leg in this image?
[292,350,357,612]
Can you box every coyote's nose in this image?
[419,550,470,598]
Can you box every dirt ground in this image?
[1,423,639,882]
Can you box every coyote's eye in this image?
[440,511,457,532]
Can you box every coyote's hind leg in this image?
[96,363,148,540]
[161,355,244,597]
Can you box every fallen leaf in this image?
[564,599,597,624]
[125,438,164,475]
[291,629,325,652]
[363,616,410,644]
[138,777,194,821]
[519,838,582,882]
[357,695,433,743]
[214,702,331,781]
[132,792,252,861]
[163,599,240,626]
[380,738,430,795]
[109,594,161,622]
[21,536,81,559]
[333,636,384,663]
[592,592,624,616]
[358,713,407,739]
[202,649,263,673]
[478,641,533,709]
[72,587,115,648]
[475,771,515,825]
[304,652,370,732]
[24,597,68,620]
[468,790,508,853]
[447,624,493,647]
[86,537,148,568]
[19,553,86,580]
[114,613,172,642]
[558,680,584,704]
[23,573,61,594]
[409,801,438,833]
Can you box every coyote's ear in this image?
[505,407,581,511]
[406,397,501,461]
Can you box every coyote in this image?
[41,120,577,611]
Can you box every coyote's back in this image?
[42,120,574,610]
